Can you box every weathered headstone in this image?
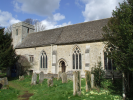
[73,71,81,96]
[47,76,54,87]
[91,74,94,88]
[0,77,8,89]
[57,71,62,80]
[19,75,24,81]
[85,71,91,92]
[26,71,30,76]
[61,72,67,83]
[39,71,44,83]
[31,73,37,85]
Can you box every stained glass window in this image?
[40,51,47,68]
[73,46,82,69]
[104,50,114,70]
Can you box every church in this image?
[12,18,115,77]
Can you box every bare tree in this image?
[34,21,45,32]
[23,18,45,32]
[4,25,12,34]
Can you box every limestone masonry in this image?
[12,18,120,77]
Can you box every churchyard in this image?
[0,72,129,100]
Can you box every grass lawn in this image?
[0,75,131,100]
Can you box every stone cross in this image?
[31,73,37,85]
[73,71,81,96]
[57,71,62,80]
[61,72,67,83]
[39,71,44,83]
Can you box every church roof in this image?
[15,18,109,49]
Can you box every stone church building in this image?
[12,18,115,77]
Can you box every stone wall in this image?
[43,74,58,79]
[16,42,105,76]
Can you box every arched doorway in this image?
[60,61,66,73]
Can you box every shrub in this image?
[18,55,33,75]
[91,61,105,87]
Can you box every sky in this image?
[0,0,124,30]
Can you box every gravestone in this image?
[57,71,62,80]
[91,74,94,88]
[61,72,67,83]
[19,75,24,81]
[39,71,44,83]
[85,71,91,92]
[47,76,54,87]
[26,71,30,76]
[31,73,37,85]
[0,77,8,89]
[73,71,81,96]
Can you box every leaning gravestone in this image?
[31,73,37,85]
[85,71,91,92]
[47,76,54,87]
[61,72,67,83]
[57,71,62,80]
[19,75,24,81]
[91,74,94,88]
[39,71,44,83]
[73,71,81,96]
[0,77,8,89]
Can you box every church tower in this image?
[12,22,34,48]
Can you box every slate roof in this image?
[15,18,109,49]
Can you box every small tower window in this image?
[27,28,29,33]
[16,29,18,35]
[29,55,34,62]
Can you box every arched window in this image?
[40,51,47,68]
[104,48,116,70]
[73,46,82,69]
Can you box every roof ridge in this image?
[30,18,110,33]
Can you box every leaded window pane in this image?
[42,56,44,68]
[104,52,107,70]
[108,58,111,70]
[40,56,42,68]
[73,54,75,69]
[46,55,47,68]
[79,53,81,69]
[76,53,78,69]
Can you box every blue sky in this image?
[0,0,123,30]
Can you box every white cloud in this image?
[81,0,124,21]
[0,10,20,27]
[53,13,65,21]
[41,19,72,30]
[75,0,83,8]
[13,0,61,17]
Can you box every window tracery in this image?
[73,46,82,69]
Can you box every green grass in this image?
[0,75,128,100]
